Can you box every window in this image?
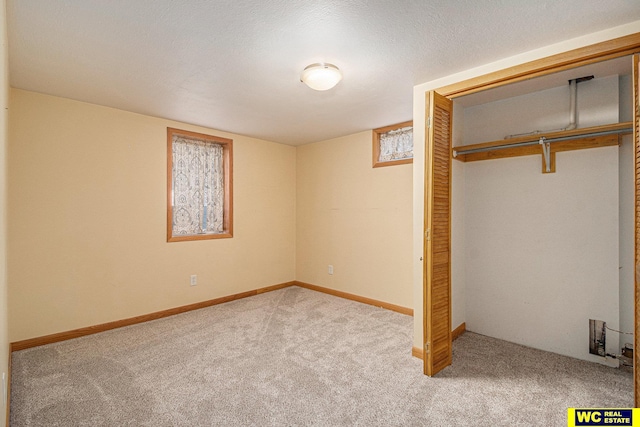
[167,127,233,242]
[372,120,413,168]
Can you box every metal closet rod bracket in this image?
[540,137,551,173]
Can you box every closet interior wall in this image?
[457,74,627,366]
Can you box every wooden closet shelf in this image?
[453,122,633,164]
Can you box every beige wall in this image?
[0,0,8,424]
[7,89,414,345]
[8,89,296,342]
[296,131,413,309]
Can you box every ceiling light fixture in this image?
[300,63,342,91]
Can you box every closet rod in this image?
[453,126,632,157]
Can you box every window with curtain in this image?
[167,128,233,242]
[372,120,413,168]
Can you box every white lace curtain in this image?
[379,126,413,162]
[172,136,224,236]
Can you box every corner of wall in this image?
[411,88,426,349]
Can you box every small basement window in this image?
[167,127,233,242]
[372,120,413,168]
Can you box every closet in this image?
[453,57,632,368]
[420,34,640,404]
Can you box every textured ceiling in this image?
[7,1,640,145]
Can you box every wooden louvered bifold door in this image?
[633,53,640,408]
[423,91,453,376]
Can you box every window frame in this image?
[372,120,413,168]
[167,127,233,242]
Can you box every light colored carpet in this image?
[10,286,633,426]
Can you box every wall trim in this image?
[10,281,296,351]
[451,322,466,340]
[412,322,466,360]
[412,346,423,359]
[10,281,416,352]
[293,281,414,316]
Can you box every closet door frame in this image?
[634,52,639,408]
[423,32,640,404]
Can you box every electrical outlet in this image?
[190,275,197,286]
[328,265,334,275]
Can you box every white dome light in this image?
[300,63,342,91]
